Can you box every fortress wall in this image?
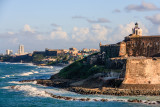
[100,45,120,58]
[121,58,160,89]
[126,37,160,57]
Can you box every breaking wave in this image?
[4,85,159,105]
[9,85,51,97]
[18,70,39,76]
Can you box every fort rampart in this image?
[121,57,160,89]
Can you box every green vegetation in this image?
[58,52,109,79]
[58,61,91,79]
[1,55,13,62]
[58,61,109,79]
[32,54,44,62]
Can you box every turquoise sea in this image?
[0,62,159,107]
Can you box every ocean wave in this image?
[37,66,54,69]
[9,85,51,97]
[25,63,36,66]
[8,81,37,84]
[31,70,39,73]
[1,75,14,78]
[18,70,39,76]
[8,81,23,84]
[19,72,34,76]
[7,85,160,105]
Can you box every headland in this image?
[17,23,160,97]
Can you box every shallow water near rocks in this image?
[0,62,159,107]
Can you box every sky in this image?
[0,0,160,53]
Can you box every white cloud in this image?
[87,18,110,23]
[109,22,148,42]
[24,24,34,33]
[51,23,60,27]
[90,24,109,41]
[72,27,89,42]
[10,38,19,44]
[72,16,86,19]
[36,34,46,40]
[71,24,110,42]
[50,27,68,40]
[8,32,14,35]
[125,1,160,12]
[113,9,121,13]
[146,14,160,25]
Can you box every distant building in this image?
[6,49,13,55]
[82,48,89,53]
[33,51,46,56]
[18,45,24,55]
[45,48,64,56]
[69,47,77,51]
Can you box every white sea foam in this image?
[19,70,40,76]
[19,72,34,76]
[38,66,54,69]
[8,80,37,85]
[25,63,36,66]
[7,84,160,105]
[1,86,10,89]
[10,85,51,97]
[31,70,39,73]
[0,75,13,78]
[46,88,77,96]
[8,81,23,84]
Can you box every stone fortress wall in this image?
[100,36,160,58]
[121,57,160,89]
[125,36,160,57]
[99,23,160,89]
[100,22,160,58]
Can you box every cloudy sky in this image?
[0,0,160,53]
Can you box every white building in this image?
[6,49,13,55]
[132,22,142,36]
[18,45,24,55]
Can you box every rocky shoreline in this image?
[20,79,160,96]
[10,85,160,105]
[67,87,160,96]
[19,72,160,105]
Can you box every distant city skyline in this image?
[0,0,160,53]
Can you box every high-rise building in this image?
[18,45,24,55]
[6,49,13,55]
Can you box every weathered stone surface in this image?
[125,36,160,57]
[121,57,160,89]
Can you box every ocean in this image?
[0,62,159,107]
